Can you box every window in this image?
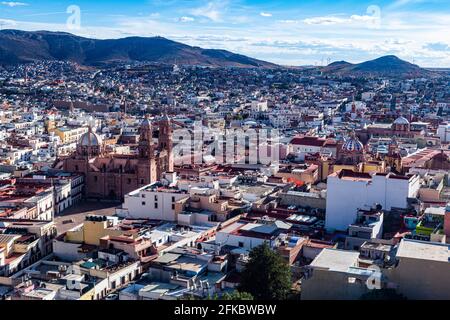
[154,195,158,202]
[172,204,175,210]
[127,178,131,184]
[141,194,146,198]
[238,242,244,248]
[154,202,158,209]
[141,179,144,184]
[172,196,175,203]
[142,202,146,206]
[94,176,98,182]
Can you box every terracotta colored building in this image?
[54,116,174,200]
[357,116,418,144]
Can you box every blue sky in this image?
[0,0,449,67]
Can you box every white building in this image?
[24,188,55,221]
[250,100,268,112]
[325,170,420,232]
[117,183,189,221]
[437,123,450,143]
[215,220,290,251]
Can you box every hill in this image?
[321,55,436,78]
[0,29,277,68]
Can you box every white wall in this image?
[215,232,270,250]
[121,189,187,221]
[325,177,369,232]
[326,174,417,231]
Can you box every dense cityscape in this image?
[0,53,448,302]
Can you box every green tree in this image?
[222,291,254,300]
[238,242,292,300]
[208,291,254,300]
[360,289,407,300]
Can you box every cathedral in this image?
[54,116,174,200]
[324,132,386,177]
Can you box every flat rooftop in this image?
[396,239,449,263]
[310,248,359,272]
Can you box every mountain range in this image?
[0,30,439,78]
[0,29,276,68]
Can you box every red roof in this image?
[290,136,326,147]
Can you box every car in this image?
[105,293,118,301]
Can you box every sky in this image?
[0,0,449,67]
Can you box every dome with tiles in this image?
[342,136,364,152]
[79,130,102,147]
[393,116,409,125]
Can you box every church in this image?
[54,116,174,200]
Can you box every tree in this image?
[208,291,254,300]
[222,291,254,300]
[238,242,292,300]
[360,289,407,300]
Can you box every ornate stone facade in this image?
[54,117,173,200]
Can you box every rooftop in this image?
[309,248,359,272]
[396,239,449,263]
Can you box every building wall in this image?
[215,232,270,250]
[301,269,370,300]
[52,240,88,262]
[60,150,163,201]
[326,174,417,231]
[325,177,369,231]
[385,257,450,300]
[445,206,450,238]
[65,220,122,246]
[83,220,122,246]
[279,192,326,210]
[121,189,188,221]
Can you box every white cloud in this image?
[0,18,17,26]
[178,16,195,23]
[190,2,225,22]
[260,12,272,17]
[1,5,449,67]
[303,16,348,25]
[1,1,28,7]
[277,20,300,24]
[303,14,378,26]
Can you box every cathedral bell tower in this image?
[159,115,174,172]
[138,116,154,159]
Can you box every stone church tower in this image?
[55,116,174,200]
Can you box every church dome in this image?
[342,136,364,152]
[393,116,409,125]
[141,117,152,128]
[80,130,102,146]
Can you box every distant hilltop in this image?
[320,55,437,78]
[0,29,277,68]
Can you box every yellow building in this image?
[50,126,89,144]
[327,160,386,178]
[65,216,124,246]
